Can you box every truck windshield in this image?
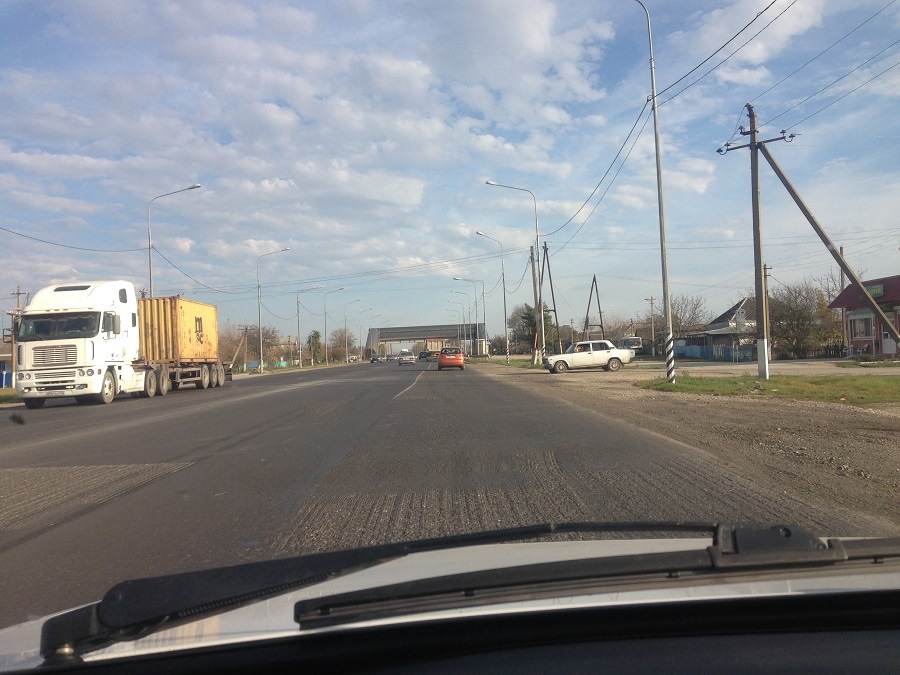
[16,312,100,342]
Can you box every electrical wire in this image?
[659,0,800,106]
[0,225,145,252]
[657,0,780,97]
[152,247,248,294]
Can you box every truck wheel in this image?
[607,358,622,372]
[553,361,568,374]
[140,369,157,398]
[157,368,170,396]
[216,364,226,386]
[94,370,116,404]
[196,365,210,389]
[209,363,219,388]
[23,398,45,409]
[171,381,181,390]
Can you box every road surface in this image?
[0,360,890,627]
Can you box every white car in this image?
[543,340,635,374]
[398,352,415,365]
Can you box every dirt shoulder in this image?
[474,360,900,531]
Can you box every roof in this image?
[707,297,757,330]
[828,275,900,311]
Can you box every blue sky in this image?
[1,0,898,343]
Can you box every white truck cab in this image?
[15,281,145,407]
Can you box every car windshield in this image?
[1,1,898,667]
[16,312,100,342]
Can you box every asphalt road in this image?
[0,360,881,628]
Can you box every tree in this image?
[329,327,354,362]
[769,279,839,358]
[307,330,322,364]
[507,303,556,354]
[668,294,711,337]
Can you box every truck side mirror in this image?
[113,314,121,335]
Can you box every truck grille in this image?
[34,370,77,383]
[31,345,78,367]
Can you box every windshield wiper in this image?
[38,522,899,664]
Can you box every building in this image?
[674,298,756,361]
[828,275,900,356]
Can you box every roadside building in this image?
[674,298,756,361]
[828,275,900,356]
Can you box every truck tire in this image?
[94,370,116,404]
[196,364,210,389]
[140,369,157,398]
[23,398,45,409]
[553,361,568,374]
[606,358,622,372]
[157,367,170,396]
[216,363,226,386]
[209,363,219,388]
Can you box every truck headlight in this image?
[87,368,95,376]
[78,369,85,376]
[17,372,24,381]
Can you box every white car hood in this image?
[1,537,897,671]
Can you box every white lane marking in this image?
[394,370,427,400]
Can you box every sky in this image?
[1,0,898,345]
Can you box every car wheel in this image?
[140,369,157,398]
[607,358,622,372]
[157,367,170,396]
[196,365,210,389]
[23,398,45,409]
[553,361,568,373]
[94,370,116,404]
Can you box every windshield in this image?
[15,312,100,342]
[1,1,898,666]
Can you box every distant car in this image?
[438,347,465,371]
[386,354,398,361]
[370,355,382,363]
[418,351,431,360]
[398,352,415,365]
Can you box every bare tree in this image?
[667,294,711,337]
[769,279,840,358]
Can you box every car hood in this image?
[2,534,899,671]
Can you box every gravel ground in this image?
[476,360,900,531]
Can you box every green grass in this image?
[0,388,20,404]
[835,360,900,368]
[479,356,545,369]
[636,374,900,405]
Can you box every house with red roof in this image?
[828,275,900,356]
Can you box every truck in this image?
[14,280,230,408]
[543,339,636,374]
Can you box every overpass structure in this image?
[366,323,486,355]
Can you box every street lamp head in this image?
[188,184,201,190]
[476,230,484,236]
[485,180,498,186]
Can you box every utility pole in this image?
[528,245,541,364]
[542,243,563,354]
[238,324,252,373]
[645,297,655,356]
[839,246,847,355]
[720,104,900,359]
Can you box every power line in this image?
[659,0,800,106]
[657,0,780,97]
[0,225,144,252]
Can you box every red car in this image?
[437,347,465,370]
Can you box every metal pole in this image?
[635,0,675,383]
[256,248,289,373]
[747,104,770,380]
[147,184,201,298]
[478,231,511,364]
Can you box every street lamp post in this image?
[257,247,290,373]
[450,290,470,355]
[635,0,675,383]
[147,184,201,298]
[323,287,344,366]
[454,277,485,356]
[343,299,361,363]
[477,230,510,364]
[447,301,464,348]
[485,180,545,364]
[296,286,323,368]
[446,309,461,345]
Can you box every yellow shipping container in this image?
[138,297,219,363]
